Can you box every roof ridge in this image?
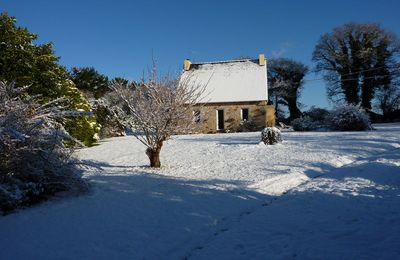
[192,58,257,65]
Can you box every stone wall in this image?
[193,101,275,133]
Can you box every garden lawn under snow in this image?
[0,124,399,259]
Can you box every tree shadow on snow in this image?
[1,154,399,259]
[75,164,273,258]
[77,157,400,259]
[304,159,400,187]
[176,132,261,145]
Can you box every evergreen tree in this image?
[112,77,129,85]
[70,67,110,99]
[0,12,99,145]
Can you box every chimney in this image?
[183,59,192,71]
[258,54,266,66]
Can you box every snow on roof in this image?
[181,58,268,103]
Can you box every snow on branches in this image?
[0,82,87,213]
[111,67,205,167]
[327,105,372,131]
[261,127,282,145]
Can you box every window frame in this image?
[193,110,201,124]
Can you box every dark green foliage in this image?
[0,13,64,99]
[0,13,99,146]
[70,67,110,99]
[112,77,129,85]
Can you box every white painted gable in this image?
[181,59,268,103]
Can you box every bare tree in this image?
[111,67,205,168]
[375,83,400,118]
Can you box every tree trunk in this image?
[286,97,302,121]
[146,142,163,168]
[342,77,360,105]
[361,72,376,110]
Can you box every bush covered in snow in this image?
[291,106,371,132]
[61,80,101,146]
[291,107,330,131]
[326,105,372,131]
[304,107,330,122]
[261,127,282,145]
[92,97,126,138]
[291,116,318,131]
[0,82,88,213]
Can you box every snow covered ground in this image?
[0,124,399,259]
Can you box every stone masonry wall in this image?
[193,101,275,133]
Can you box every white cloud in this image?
[271,42,292,58]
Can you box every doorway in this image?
[217,109,224,130]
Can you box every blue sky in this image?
[2,0,400,108]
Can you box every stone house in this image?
[181,54,275,133]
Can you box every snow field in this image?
[0,124,399,259]
[190,148,400,259]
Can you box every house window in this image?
[217,109,224,130]
[241,108,249,121]
[193,110,201,123]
